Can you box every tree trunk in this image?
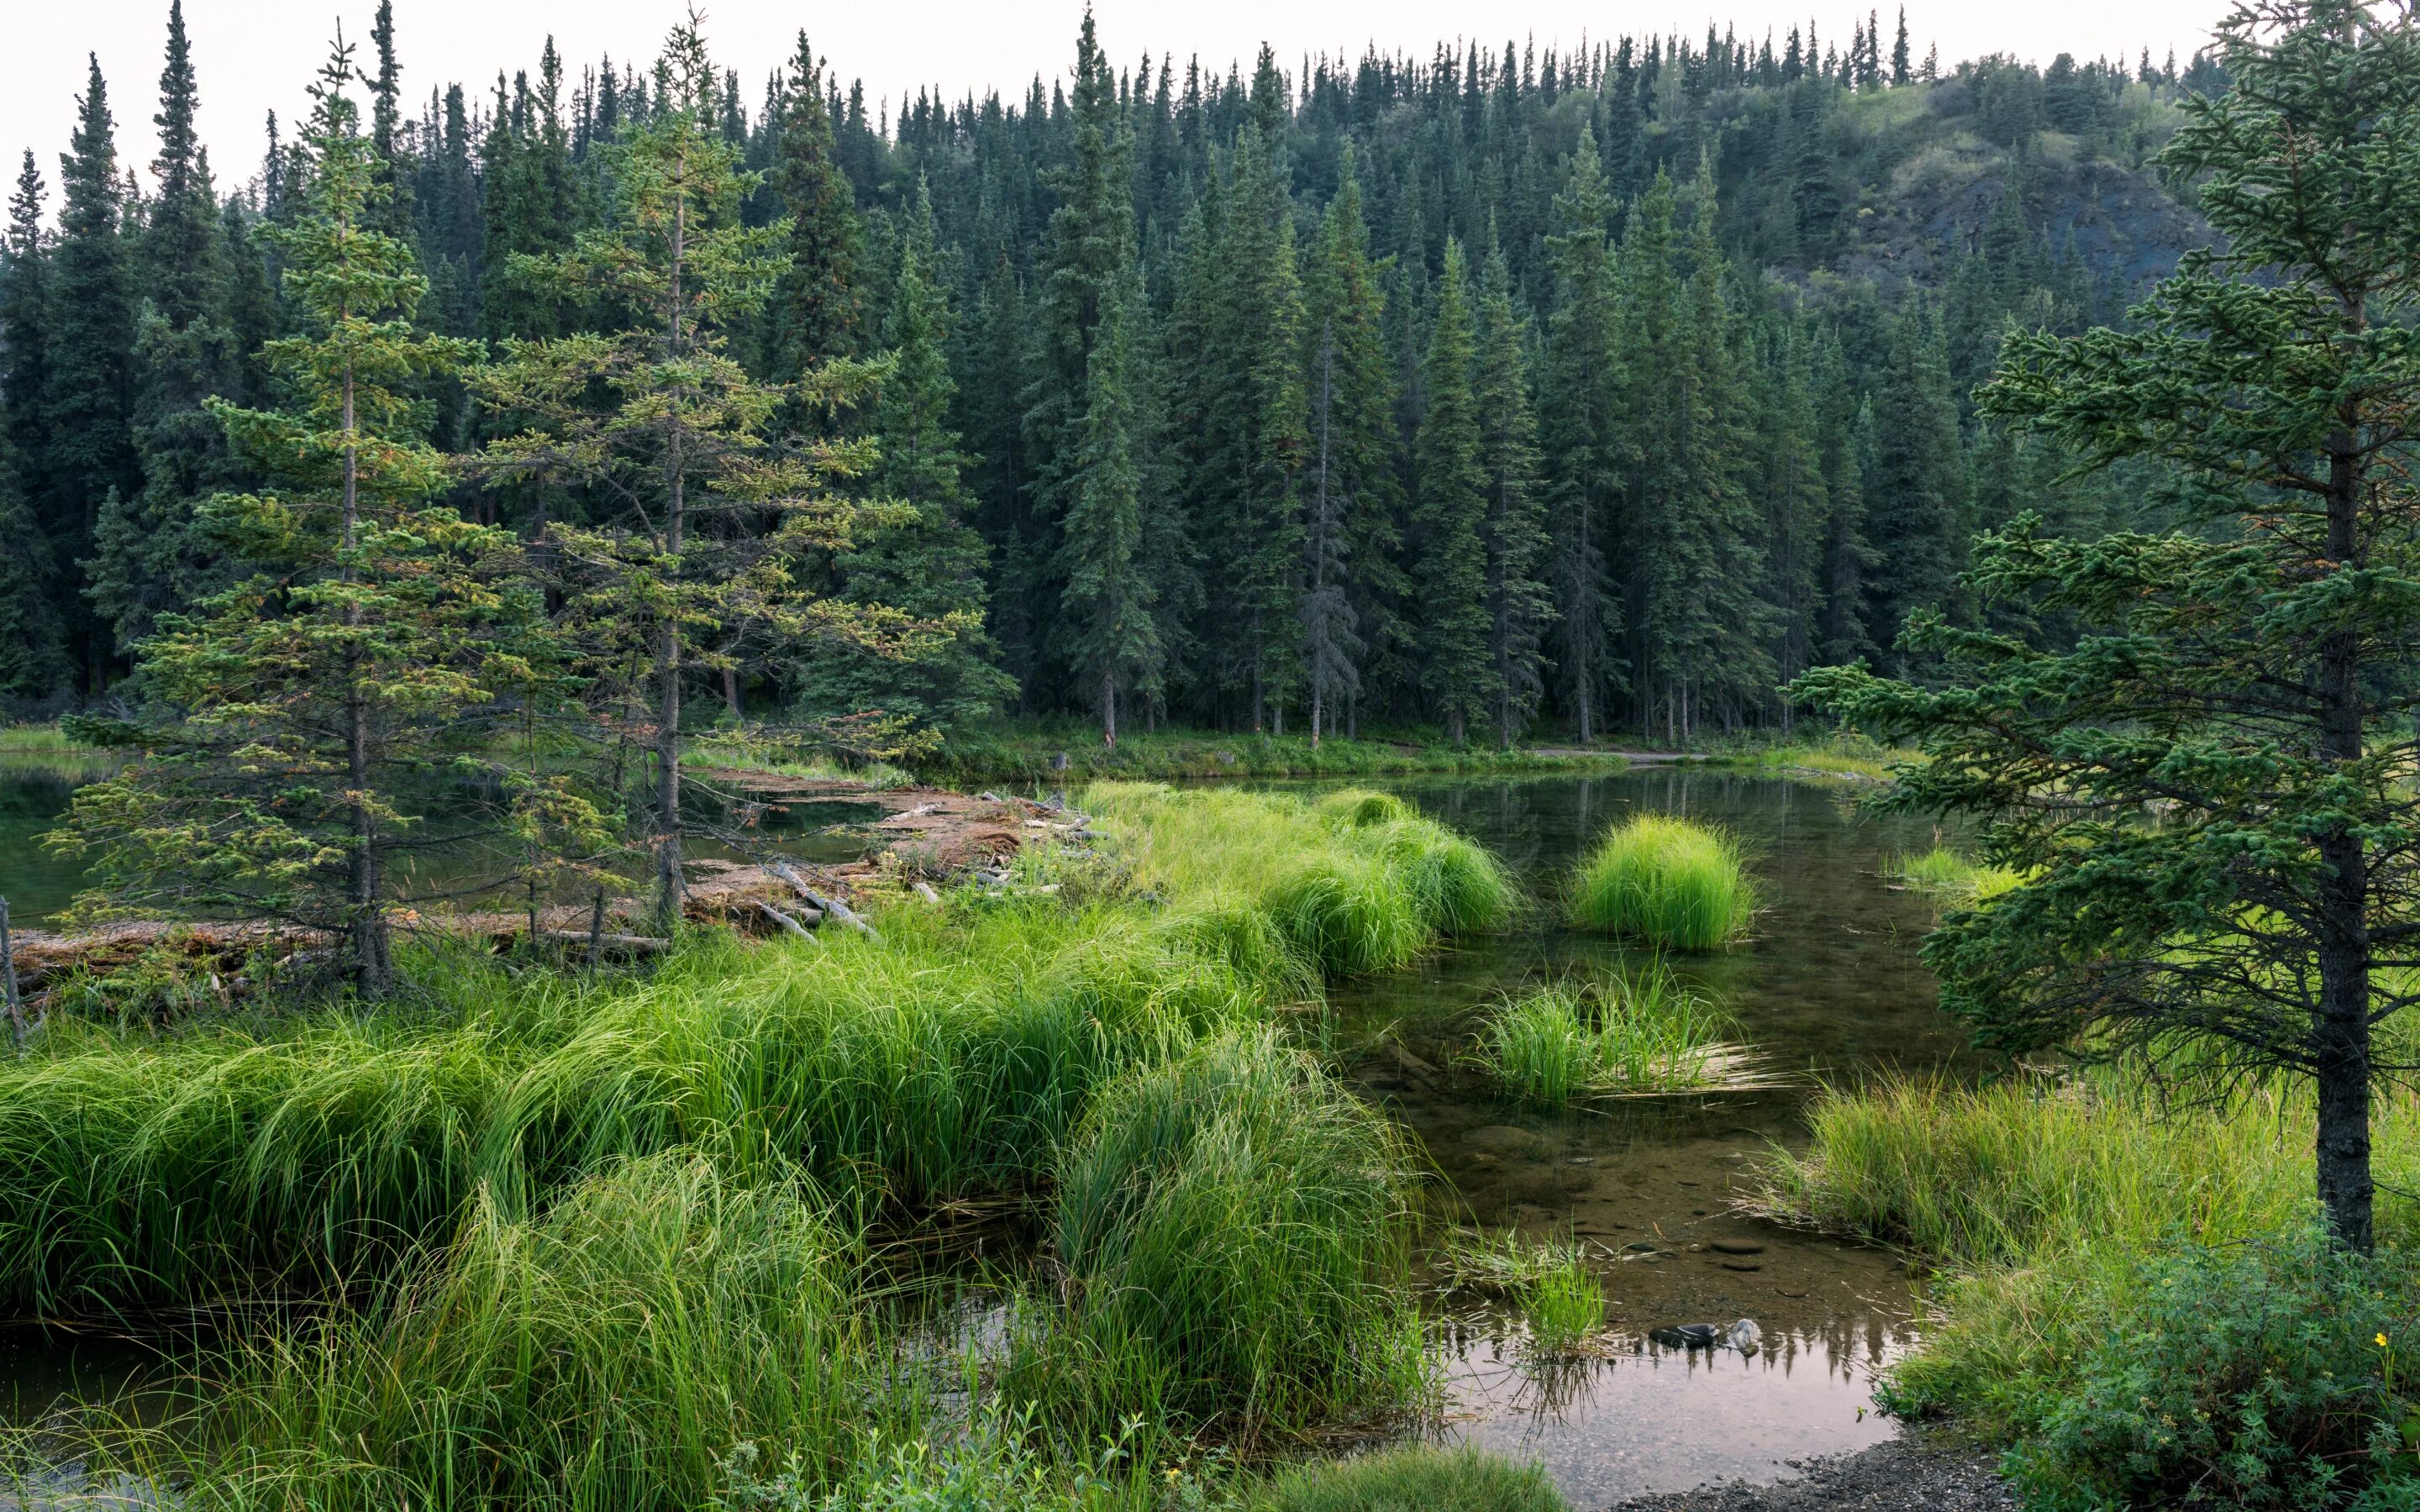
[2314,422,2374,1252]
[338,336,390,994]
[1102,669,1117,748]
[651,163,692,938]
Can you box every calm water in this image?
[0,765,1965,1502]
[1327,769,1965,1503]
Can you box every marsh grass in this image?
[0,723,99,756]
[1043,1032,1428,1436]
[1479,966,1754,1106]
[1756,1071,2420,1431]
[1887,846,2021,903]
[1567,815,1754,950]
[1086,784,1512,977]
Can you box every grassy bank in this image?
[0,785,1530,1506]
[1760,1072,2420,1503]
[918,724,1628,785]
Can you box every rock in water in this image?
[1727,1317,1763,1353]
[1649,1323,1724,1350]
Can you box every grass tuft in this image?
[1888,846,2021,903]
[1479,966,1745,1106]
[1567,815,1754,950]
[1516,1250,1604,1355]
[1045,1031,1427,1435]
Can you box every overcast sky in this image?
[8,0,2230,213]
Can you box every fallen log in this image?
[754,901,821,943]
[535,929,671,957]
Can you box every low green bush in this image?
[1254,1446,1568,1512]
[1567,814,1754,950]
[1047,1031,1424,1435]
[2002,1234,2420,1512]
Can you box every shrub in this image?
[2005,1234,2420,1512]
[1568,815,1754,950]
[1046,1032,1424,1434]
[1254,1446,1568,1512]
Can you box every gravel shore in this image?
[1608,1437,2015,1512]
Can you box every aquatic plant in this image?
[1479,967,1743,1107]
[1046,1031,1426,1435]
[1517,1250,1605,1356]
[1567,814,1754,949]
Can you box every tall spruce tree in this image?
[1299,149,1401,743]
[60,34,507,990]
[764,33,862,376]
[1412,239,1491,745]
[474,17,918,931]
[1540,124,1625,741]
[0,156,67,696]
[1862,291,1969,669]
[91,0,249,659]
[49,54,143,689]
[1474,244,1551,748]
[1060,265,1162,744]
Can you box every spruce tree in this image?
[1540,124,1625,741]
[474,17,918,931]
[1798,0,2420,1252]
[60,36,507,990]
[49,54,143,689]
[1412,239,1490,745]
[1474,244,1551,748]
[1862,291,1968,669]
[91,0,249,658]
[1299,150,1402,743]
[764,33,862,376]
[1060,265,1162,744]
[803,180,1009,731]
[1,155,67,695]
[1757,321,1829,710]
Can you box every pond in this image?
[0,764,1965,1502]
[1326,769,1965,1501]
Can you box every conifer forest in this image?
[0,1,2224,748]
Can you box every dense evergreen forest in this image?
[0,1,2226,745]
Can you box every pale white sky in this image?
[8,0,2228,211]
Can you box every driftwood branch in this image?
[0,895,34,1051]
[767,858,880,941]
[754,901,821,943]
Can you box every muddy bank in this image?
[1608,1437,2012,1510]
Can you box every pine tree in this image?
[91,0,249,659]
[1060,265,1162,744]
[1539,124,1625,741]
[1474,243,1551,748]
[1412,239,1490,745]
[1755,321,1829,714]
[764,33,862,375]
[49,54,143,689]
[60,34,509,990]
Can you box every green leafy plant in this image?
[1567,814,1754,949]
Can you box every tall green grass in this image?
[1480,967,1741,1106]
[1758,1072,2420,1431]
[1086,784,1512,975]
[1566,815,1754,950]
[1252,1446,1570,1512]
[1043,1031,1426,1436]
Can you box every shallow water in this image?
[1319,769,1965,1504]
